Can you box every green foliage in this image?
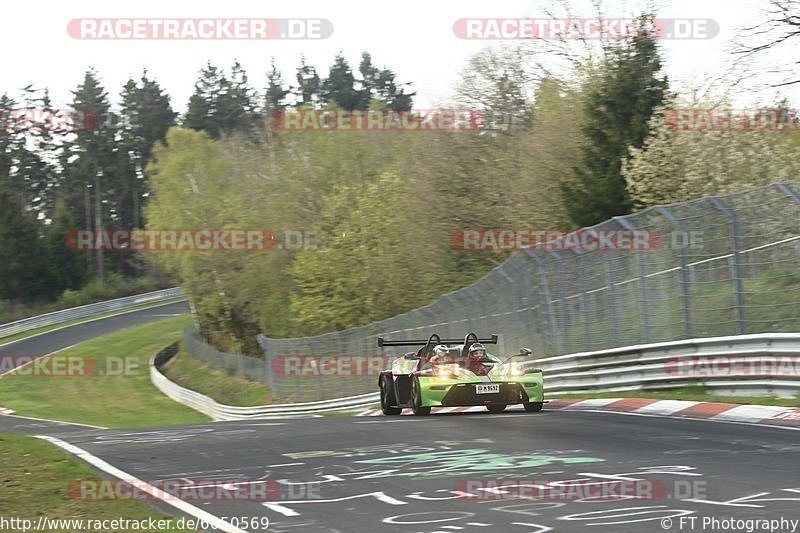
[562,17,669,226]
[624,98,800,208]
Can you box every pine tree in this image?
[264,58,289,113]
[184,62,223,138]
[561,16,669,227]
[295,56,321,108]
[184,61,257,139]
[321,52,366,111]
[62,69,117,282]
[43,195,88,294]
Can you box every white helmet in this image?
[468,343,486,359]
[433,344,449,358]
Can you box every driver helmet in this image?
[432,344,449,360]
[468,342,486,361]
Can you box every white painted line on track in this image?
[5,413,107,429]
[35,435,250,533]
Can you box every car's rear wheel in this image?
[523,401,544,412]
[411,377,431,416]
[380,376,402,415]
[487,404,507,413]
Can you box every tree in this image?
[734,0,800,87]
[456,46,537,131]
[0,186,45,299]
[184,61,258,139]
[264,58,289,113]
[321,52,365,111]
[624,99,800,207]
[359,52,415,111]
[295,56,321,108]
[290,172,445,333]
[61,69,117,282]
[561,16,669,227]
[184,62,221,137]
[43,196,88,293]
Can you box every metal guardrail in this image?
[150,343,379,420]
[0,287,185,339]
[155,334,800,419]
[528,333,800,398]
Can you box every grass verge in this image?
[0,434,195,532]
[0,315,209,427]
[159,347,272,406]
[551,385,800,407]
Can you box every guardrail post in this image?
[655,206,692,338]
[708,196,746,335]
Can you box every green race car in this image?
[377,332,544,416]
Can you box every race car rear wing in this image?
[377,333,498,347]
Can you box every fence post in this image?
[576,253,591,351]
[655,206,692,338]
[527,250,561,354]
[257,334,277,393]
[506,259,537,355]
[605,252,620,346]
[547,251,570,353]
[615,216,650,344]
[774,182,800,205]
[708,196,746,335]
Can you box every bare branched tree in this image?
[734,0,800,87]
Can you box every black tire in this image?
[523,401,544,412]
[411,377,431,416]
[487,404,507,413]
[380,376,402,415]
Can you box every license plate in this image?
[476,384,500,394]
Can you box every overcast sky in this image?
[4,0,797,112]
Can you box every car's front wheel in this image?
[487,404,507,413]
[380,376,402,415]
[523,401,544,412]
[411,377,431,416]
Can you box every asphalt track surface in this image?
[2,305,799,533]
[0,300,189,361]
